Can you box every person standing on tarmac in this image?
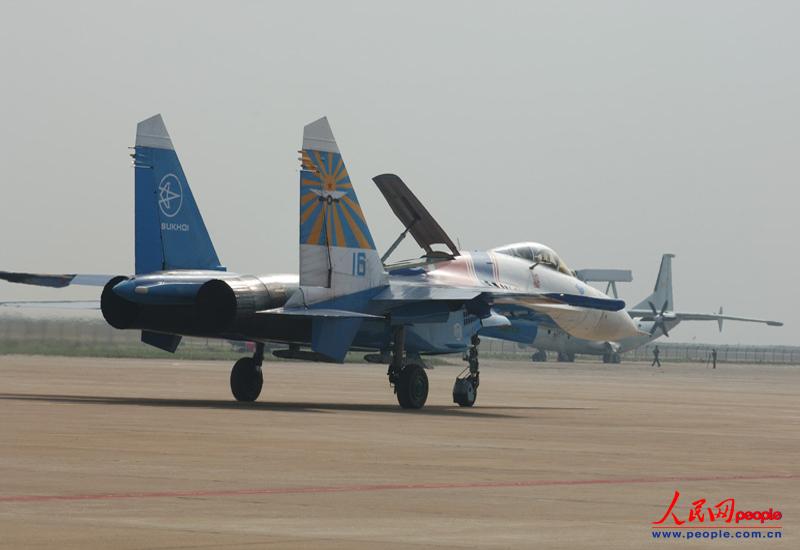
[652,345,662,368]
[712,348,717,369]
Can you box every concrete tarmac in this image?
[0,355,797,549]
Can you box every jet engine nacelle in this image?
[101,275,138,329]
[100,275,293,335]
[194,277,291,333]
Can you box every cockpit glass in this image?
[493,242,573,275]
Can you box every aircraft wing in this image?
[0,300,100,310]
[673,311,783,326]
[373,174,459,258]
[0,271,109,310]
[627,307,783,330]
[0,271,113,288]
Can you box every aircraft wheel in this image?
[230,357,263,402]
[557,352,575,363]
[531,350,547,362]
[396,363,428,409]
[612,353,621,364]
[453,377,477,407]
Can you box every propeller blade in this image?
[660,300,669,316]
[648,301,659,317]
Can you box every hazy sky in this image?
[1,1,797,345]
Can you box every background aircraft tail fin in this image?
[633,253,674,312]
[132,114,224,274]
[298,117,383,293]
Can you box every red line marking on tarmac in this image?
[1,473,797,504]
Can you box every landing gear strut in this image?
[230,342,264,402]
[388,326,428,409]
[453,335,480,407]
[531,349,548,362]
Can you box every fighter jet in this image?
[520,254,783,363]
[1,115,641,409]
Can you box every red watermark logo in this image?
[653,490,783,527]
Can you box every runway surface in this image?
[0,355,797,548]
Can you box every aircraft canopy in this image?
[493,242,574,276]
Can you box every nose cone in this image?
[609,310,644,340]
[591,310,643,341]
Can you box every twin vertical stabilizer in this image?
[133,115,223,275]
[299,117,384,295]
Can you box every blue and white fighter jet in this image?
[1,115,641,409]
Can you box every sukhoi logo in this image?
[158,174,183,218]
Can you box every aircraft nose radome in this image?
[615,311,642,339]
[594,310,641,341]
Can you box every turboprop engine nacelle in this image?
[101,275,294,335]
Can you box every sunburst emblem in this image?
[298,149,375,249]
[158,174,183,218]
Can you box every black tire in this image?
[453,377,477,407]
[230,357,263,402]
[531,350,547,362]
[396,363,428,409]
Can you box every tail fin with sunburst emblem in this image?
[299,117,385,294]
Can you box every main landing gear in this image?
[453,335,480,407]
[388,326,429,409]
[531,349,548,362]
[230,342,264,402]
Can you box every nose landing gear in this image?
[230,342,264,402]
[453,335,480,407]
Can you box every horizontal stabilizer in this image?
[0,271,113,288]
[0,300,100,310]
[261,307,383,319]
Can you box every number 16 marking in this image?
[352,252,366,276]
